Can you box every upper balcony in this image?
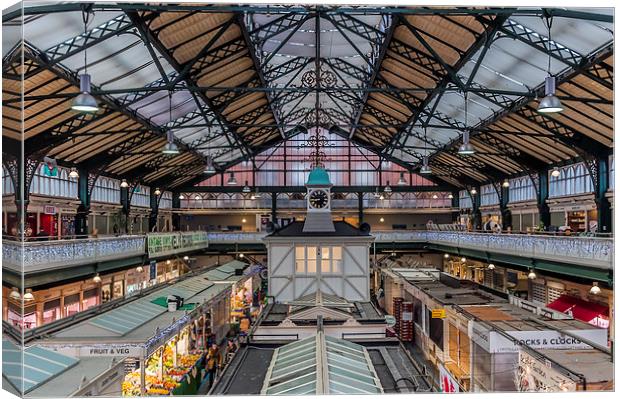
[2,231,209,274]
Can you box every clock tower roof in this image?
[306,167,331,186]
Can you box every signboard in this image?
[432,309,446,319]
[484,329,606,354]
[149,260,157,281]
[46,345,145,358]
[438,363,460,393]
[517,351,577,392]
[43,205,56,215]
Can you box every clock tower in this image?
[303,167,335,233]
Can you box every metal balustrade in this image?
[2,229,612,273]
[2,235,146,273]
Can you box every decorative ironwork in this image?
[299,129,334,169]
[300,67,338,88]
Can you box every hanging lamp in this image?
[537,16,564,113]
[420,127,432,174]
[397,172,407,186]
[154,188,161,196]
[551,166,561,177]
[227,172,238,185]
[72,10,99,113]
[120,179,129,188]
[458,92,475,155]
[69,167,79,179]
[589,282,601,295]
[162,92,180,154]
[383,181,392,193]
[242,181,251,193]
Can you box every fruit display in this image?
[122,343,204,396]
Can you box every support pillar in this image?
[500,183,512,231]
[171,192,181,231]
[271,192,277,224]
[75,166,90,238]
[594,156,612,233]
[149,189,161,232]
[471,187,481,231]
[450,190,460,223]
[357,192,364,226]
[537,169,550,230]
[120,184,130,234]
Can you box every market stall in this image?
[122,326,204,396]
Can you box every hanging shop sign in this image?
[517,351,577,392]
[42,344,145,358]
[432,309,446,319]
[44,205,56,215]
[438,363,459,393]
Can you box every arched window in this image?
[480,184,499,206]
[2,165,15,195]
[29,164,77,199]
[459,189,472,209]
[549,163,594,198]
[509,175,536,203]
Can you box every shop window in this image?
[531,282,547,305]
[101,283,112,303]
[63,293,80,317]
[7,302,37,330]
[113,280,124,299]
[43,299,61,324]
[428,309,444,350]
[82,288,99,311]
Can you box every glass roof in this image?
[2,339,79,394]
[262,332,382,395]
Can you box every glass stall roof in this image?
[2,339,79,394]
[262,332,382,395]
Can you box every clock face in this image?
[309,190,329,209]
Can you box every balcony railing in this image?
[206,230,613,269]
[2,235,146,273]
[423,231,612,270]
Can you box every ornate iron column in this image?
[537,169,551,229]
[171,192,181,231]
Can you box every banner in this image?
[517,351,577,392]
[438,363,460,393]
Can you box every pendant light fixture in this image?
[502,179,510,188]
[162,92,180,155]
[458,92,475,155]
[242,181,251,193]
[551,166,561,177]
[23,289,34,302]
[204,156,216,174]
[537,15,564,113]
[120,179,129,188]
[383,181,392,193]
[528,269,537,280]
[444,254,450,259]
[227,172,238,185]
[420,126,432,174]
[71,10,99,113]
[589,282,601,295]
[460,257,466,263]
[470,188,477,195]
[93,273,102,284]
[488,263,495,270]
[183,255,189,261]
[9,287,21,300]
[154,188,161,196]
[373,188,381,199]
[251,188,261,200]
[432,194,438,199]
[136,265,144,273]
[448,193,454,199]
[194,194,201,200]
[179,194,185,200]
[69,167,79,179]
[397,172,407,186]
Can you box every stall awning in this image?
[547,295,609,324]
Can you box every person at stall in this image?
[224,338,238,364]
[205,343,222,389]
